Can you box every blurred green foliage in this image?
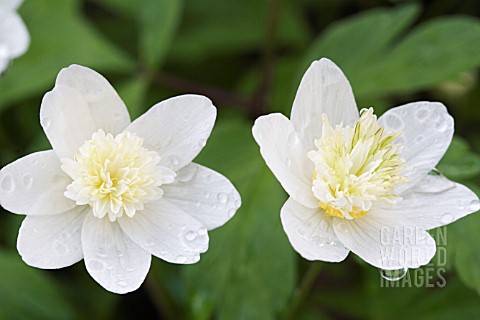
[1,0,480,319]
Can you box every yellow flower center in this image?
[308,108,407,219]
[61,129,176,222]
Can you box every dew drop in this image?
[88,259,105,271]
[204,174,213,183]
[32,158,39,165]
[41,117,51,129]
[288,134,299,146]
[415,108,429,122]
[384,114,404,130]
[22,175,33,188]
[116,280,128,288]
[217,193,228,203]
[126,267,134,272]
[440,213,454,224]
[380,268,408,281]
[204,192,211,199]
[167,224,174,230]
[96,248,107,258]
[176,255,187,263]
[115,250,124,258]
[469,199,480,212]
[61,232,69,240]
[286,157,292,168]
[234,199,241,208]
[435,120,447,132]
[185,231,197,241]
[198,138,207,148]
[195,201,201,207]
[170,156,179,167]
[198,227,207,236]
[0,174,14,192]
[228,208,236,218]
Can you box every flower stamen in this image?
[308,108,407,219]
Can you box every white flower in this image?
[0,0,30,73]
[0,65,241,293]
[252,58,480,270]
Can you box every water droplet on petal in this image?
[176,255,187,263]
[96,248,107,258]
[116,280,128,288]
[185,231,197,241]
[198,138,206,148]
[380,268,408,281]
[41,117,51,129]
[228,208,236,218]
[415,108,429,122]
[336,222,348,234]
[469,199,480,212]
[286,157,292,167]
[115,250,124,258]
[22,175,33,188]
[217,193,228,203]
[32,158,39,165]
[195,201,201,207]
[435,120,447,132]
[0,174,14,192]
[440,213,454,224]
[88,259,105,271]
[198,227,207,236]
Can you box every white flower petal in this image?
[333,212,436,269]
[1,0,23,10]
[252,113,317,208]
[82,214,151,294]
[55,65,130,135]
[17,207,86,269]
[117,200,209,264]
[0,10,29,58]
[40,85,100,158]
[281,197,349,262]
[378,102,454,193]
[162,163,241,230]
[0,150,76,215]
[290,58,359,151]
[382,173,480,230]
[126,94,216,171]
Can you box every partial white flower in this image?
[0,65,241,293]
[252,58,480,270]
[0,0,30,73]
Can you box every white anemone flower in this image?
[0,0,30,73]
[252,58,480,270]
[0,65,241,293]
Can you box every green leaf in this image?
[139,0,182,69]
[170,0,309,63]
[0,250,75,320]
[303,4,480,100]
[451,212,480,298]
[438,136,480,180]
[184,120,297,320]
[0,0,133,112]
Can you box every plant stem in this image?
[282,262,322,319]
[145,273,176,320]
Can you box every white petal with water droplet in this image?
[82,214,151,294]
[55,65,131,135]
[252,113,317,208]
[118,199,208,264]
[40,85,101,159]
[125,94,216,171]
[281,197,349,262]
[0,150,75,216]
[17,206,86,269]
[290,58,359,151]
[378,102,454,193]
[381,174,480,230]
[162,163,241,230]
[333,211,436,269]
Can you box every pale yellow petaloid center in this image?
[308,108,407,219]
[62,129,176,222]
